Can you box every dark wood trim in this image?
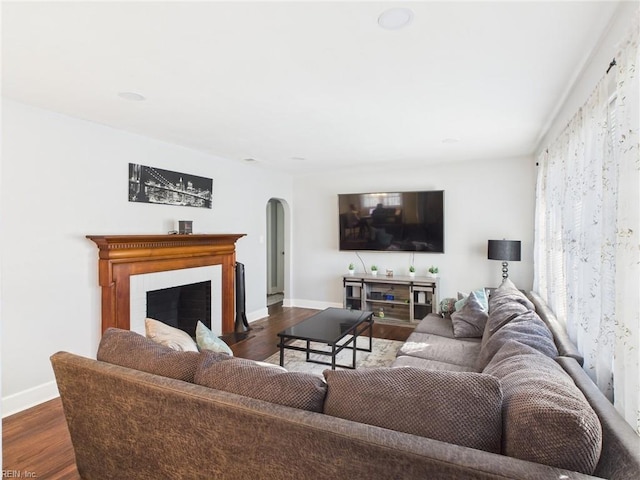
[87,234,245,334]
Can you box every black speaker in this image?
[234,262,251,333]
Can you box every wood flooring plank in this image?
[2,307,414,479]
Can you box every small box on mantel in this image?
[178,221,193,235]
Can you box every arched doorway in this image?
[266,198,285,312]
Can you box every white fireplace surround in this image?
[130,265,223,336]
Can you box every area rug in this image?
[263,336,403,376]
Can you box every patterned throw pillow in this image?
[195,321,233,356]
[456,288,489,312]
[145,318,199,352]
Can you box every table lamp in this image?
[488,240,521,279]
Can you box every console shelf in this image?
[343,274,439,323]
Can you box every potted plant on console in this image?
[408,265,416,277]
[348,263,355,275]
[428,265,439,278]
[370,265,378,276]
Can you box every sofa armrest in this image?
[527,291,584,365]
[557,356,640,480]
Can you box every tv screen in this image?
[338,191,444,252]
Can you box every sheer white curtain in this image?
[534,14,639,434]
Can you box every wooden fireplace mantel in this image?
[87,234,246,334]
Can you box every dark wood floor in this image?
[2,307,413,479]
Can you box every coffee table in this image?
[277,308,374,370]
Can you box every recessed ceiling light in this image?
[378,8,413,30]
[117,91,146,101]
[244,158,257,163]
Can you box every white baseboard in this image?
[2,380,59,418]
[286,299,341,310]
[247,308,269,323]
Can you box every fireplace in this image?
[87,234,245,334]
[147,281,211,338]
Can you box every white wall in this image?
[290,156,536,306]
[539,1,639,152]
[0,99,293,415]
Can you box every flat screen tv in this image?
[338,191,444,252]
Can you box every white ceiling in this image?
[2,1,622,174]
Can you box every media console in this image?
[342,274,439,324]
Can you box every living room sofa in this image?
[51,283,640,480]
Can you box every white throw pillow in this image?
[144,318,199,352]
[196,321,234,356]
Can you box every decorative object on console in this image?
[370,265,378,275]
[385,268,394,277]
[488,240,521,279]
[348,263,355,275]
[408,265,416,277]
[128,163,213,209]
[428,265,439,277]
[439,297,457,317]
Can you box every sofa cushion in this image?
[414,314,456,337]
[484,341,602,474]
[194,352,327,412]
[145,318,199,352]
[195,321,234,356]
[97,328,201,382]
[398,331,481,368]
[450,290,489,338]
[391,355,478,372]
[323,367,503,453]
[477,309,558,371]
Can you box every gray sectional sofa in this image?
[51,282,640,480]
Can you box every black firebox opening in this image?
[146,281,211,338]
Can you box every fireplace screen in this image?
[146,281,211,338]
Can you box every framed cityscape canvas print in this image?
[128,163,213,209]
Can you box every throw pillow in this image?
[484,341,602,474]
[455,288,489,312]
[194,352,327,412]
[195,321,233,356]
[97,328,201,382]
[450,290,489,338]
[323,367,503,453]
[145,318,199,352]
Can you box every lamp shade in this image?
[487,240,521,261]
